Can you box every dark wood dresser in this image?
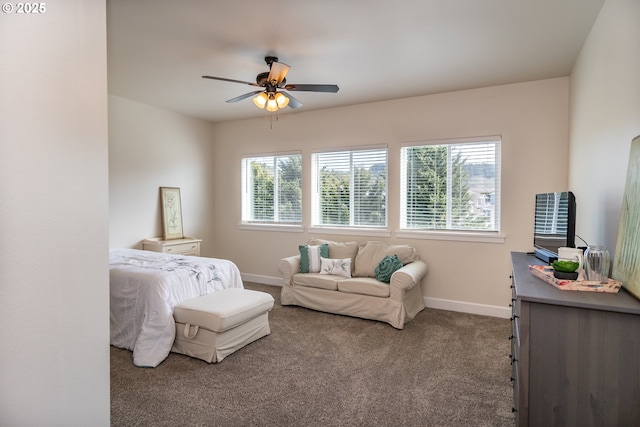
[510,252,640,426]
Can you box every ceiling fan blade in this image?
[226,90,263,103]
[283,84,339,93]
[202,76,261,87]
[281,91,303,109]
[267,62,290,85]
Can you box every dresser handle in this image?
[512,408,518,413]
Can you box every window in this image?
[311,147,387,228]
[401,137,501,232]
[241,153,302,224]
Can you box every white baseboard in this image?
[241,274,511,319]
[424,297,511,319]
[241,273,282,287]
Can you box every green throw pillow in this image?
[375,254,403,283]
[299,244,329,273]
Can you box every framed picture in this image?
[160,187,184,240]
[612,135,640,301]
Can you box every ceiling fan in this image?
[202,56,339,112]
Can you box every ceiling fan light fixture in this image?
[275,92,289,108]
[253,92,268,109]
[265,93,279,112]
[204,56,337,111]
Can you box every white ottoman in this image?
[171,288,274,363]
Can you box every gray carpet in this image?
[111,283,514,426]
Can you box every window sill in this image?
[307,226,391,238]
[238,223,304,233]
[236,224,503,243]
[395,230,506,244]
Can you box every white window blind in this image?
[241,153,302,224]
[401,137,501,232]
[311,148,387,227]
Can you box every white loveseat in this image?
[278,239,428,329]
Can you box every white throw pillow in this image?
[319,257,352,278]
[309,239,359,274]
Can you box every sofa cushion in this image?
[337,277,391,298]
[309,239,359,274]
[292,273,339,291]
[319,257,352,278]
[299,244,329,273]
[354,241,418,278]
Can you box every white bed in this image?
[109,248,243,367]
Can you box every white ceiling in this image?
[107,0,604,123]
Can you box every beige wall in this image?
[108,95,217,253]
[0,1,110,424]
[209,78,570,315]
[569,0,640,257]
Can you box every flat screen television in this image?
[533,191,576,263]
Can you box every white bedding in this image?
[109,248,243,367]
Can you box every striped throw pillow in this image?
[299,244,329,273]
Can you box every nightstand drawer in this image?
[142,237,202,256]
[163,242,198,254]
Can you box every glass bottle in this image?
[584,245,610,283]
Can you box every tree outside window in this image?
[242,154,302,224]
[312,148,387,228]
[401,139,500,232]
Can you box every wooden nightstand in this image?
[142,237,202,256]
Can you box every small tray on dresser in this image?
[529,265,622,293]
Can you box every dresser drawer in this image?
[512,358,520,414]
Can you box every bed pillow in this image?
[299,244,329,273]
[319,257,352,278]
[375,255,403,283]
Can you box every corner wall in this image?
[569,0,640,257]
[108,95,217,253]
